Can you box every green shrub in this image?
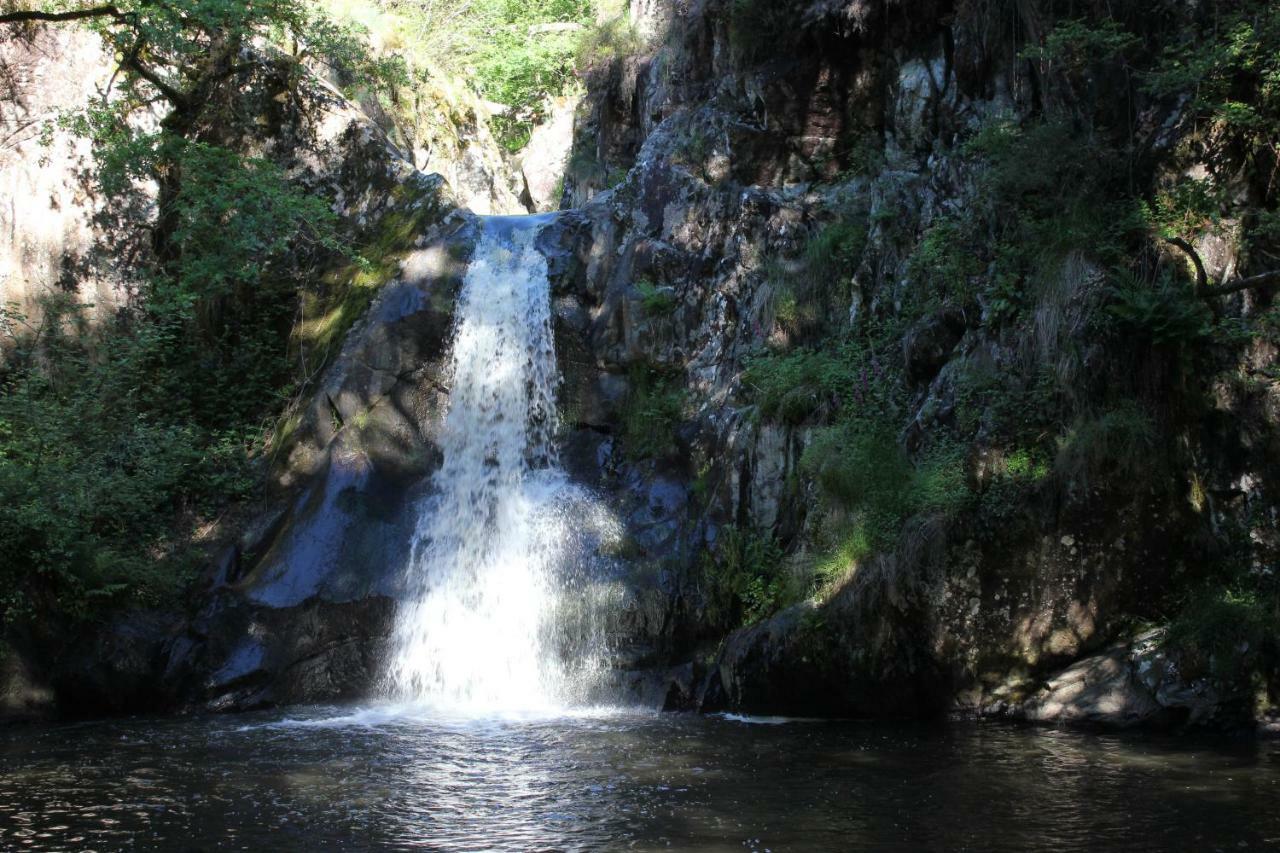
[914,441,972,515]
[802,424,970,561]
[770,285,802,335]
[803,425,911,520]
[0,132,353,624]
[368,0,607,150]
[0,301,264,620]
[758,217,866,342]
[620,365,687,459]
[1055,402,1158,487]
[634,279,678,315]
[1104,271,1213,348]
[742,339,895,425]
[1167,586,1277,683]
[1144,2,1280,148]
[1143,178,1225,240]
[803,220,867,299]
[703,526,795,626]
[973,445,1052,535]
[743,349,831,424]
[953,359,1062,442]
[575,8,642,73]
[812,523,875,590]
[1003,448,1050,482]
[905,215,984,311]
[952,116,1143,331]
[1021,18,1140,69]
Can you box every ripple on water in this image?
[0,709,1277,851]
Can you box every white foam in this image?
[385,217,616,714]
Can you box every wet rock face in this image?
[178,213,478,712]
[183,596,398,711]
[701,601,952,718]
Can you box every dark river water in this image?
[1,705,1277,851]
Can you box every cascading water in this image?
[388,215,618,713]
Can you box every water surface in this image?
[1,708,1277,851]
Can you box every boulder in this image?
[521,95,578,212]
[1020,630,1235,730]
[1021,645,1163,727]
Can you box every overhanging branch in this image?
[1164,236,1208,297]
[1165,234,1280,299]
[0,5,125,24]
[123,52,188,108]
[1203,269,1280,297]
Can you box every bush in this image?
[801,423,970,575]
[634,279,678,315]
[948,116,1143,329]
[1167,586,1277,683]
[620,365,687,459]
[0,302,260,621]
[0,136,350,624]
[812,524,875,590]
[905,215,984,311]
[575,8,642,73]
[1104,270,1213,348]
[1021,18,1140,69]
[702,526,795,626]
[1144,2,1280,149]
[743,349,837,424]
[803,220,867,299]
[1055,402,1158,488]
[331,0,625,151]
[743,341,891,425]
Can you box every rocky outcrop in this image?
[407,87,526,215]
[171,212,478,711]
[520,96,578,212]
[6,3,1277,734]
[536,0,1280,731]
[1014,631,1231,730]
[0,28,126,332]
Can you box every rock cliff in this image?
[5,1,1278,734]
[538,0,1280,730]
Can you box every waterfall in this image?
[388,215,615,713]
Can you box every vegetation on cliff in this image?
[669,0,1280,708]
[324,0,636,149]
[1,0,1278,725]
[0,0,634,635]
[0,0,379,622]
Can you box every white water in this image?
[388,216,618,713]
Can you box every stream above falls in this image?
[2,707,1277,851]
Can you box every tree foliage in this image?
[0,0,378,624]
